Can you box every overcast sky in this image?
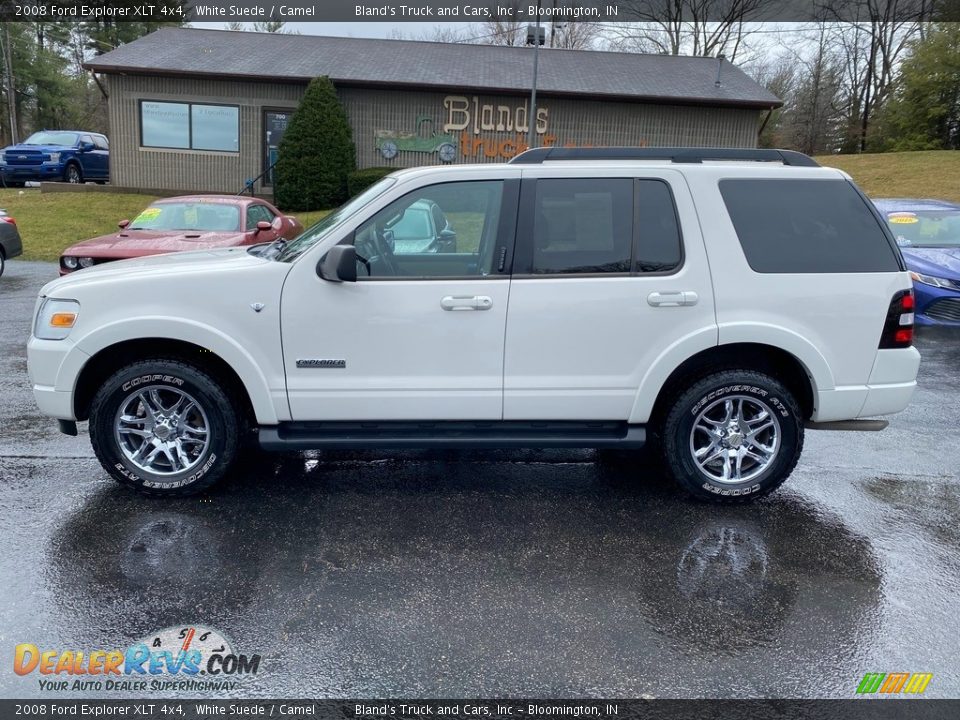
[191,22,476,38]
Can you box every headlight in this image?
[44,152,61,164]
[910,271,956,289]
[78,257,95,268]
[62,256,79,270]
[0,156,6,166]
[34,298,80,340]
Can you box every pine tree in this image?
[274,77,356,211]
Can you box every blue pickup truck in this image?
[0,130,109,186]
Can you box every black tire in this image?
[659,370,803,503]
[89,360,241,497]
[0,248,5,277]
[4,181,24,188]
[63,163,82,184]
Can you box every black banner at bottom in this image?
[2,700,959,720]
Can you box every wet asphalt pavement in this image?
[1,259,959,700]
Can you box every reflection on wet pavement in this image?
[1,261,958,698]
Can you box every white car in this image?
[27,147,921,501]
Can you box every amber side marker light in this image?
[49,312,77,328]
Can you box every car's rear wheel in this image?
[660,370,804,503]
[63,163,82,184]
[89,359,241,497]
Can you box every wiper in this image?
[259,237,288,260]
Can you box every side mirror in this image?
[255,220,272,233]
[318,245,357,283]
[437,227,457,252]
[118,219,130,229]
[79,141,95,152]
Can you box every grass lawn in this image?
[0,188,331,263]
[815,150,960,202]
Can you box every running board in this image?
[805,419,889,432]
[258,421,646,451]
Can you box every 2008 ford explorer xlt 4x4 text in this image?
[26,148,921,502]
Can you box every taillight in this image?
[879,289,915,348]
[1,216,15,225]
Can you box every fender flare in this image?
[64,317,280,424]
[628,323,832,424]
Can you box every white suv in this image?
[27,148,921,501]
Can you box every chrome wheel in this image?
[114,386,210,476]
[689,395,780,484]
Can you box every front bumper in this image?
[1,164,63,182]
[915,282,960,325]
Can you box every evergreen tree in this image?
[874,24,960,151]
[274,76,356,211]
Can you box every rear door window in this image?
[719,178,901,273]
[530,178,634,274]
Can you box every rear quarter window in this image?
[719,178,901,273]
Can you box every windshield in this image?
[885,210,960,248]
[276,177,397,262]
[23,131,79,146]
[129,202,240,232]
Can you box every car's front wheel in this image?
[0,249,5,277]
[89,360,241,496]
[660,370,804,503]
[63,163,82,184]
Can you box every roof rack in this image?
[508,147,820,167]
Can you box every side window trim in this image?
[351,178,520,282]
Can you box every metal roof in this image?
[85,27,781,109]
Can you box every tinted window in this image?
[140,100,239,152]
[141,101,190,149]
[720,179,900,273]
[246,204,275,230]
[191,104,239,152]
[636,180,682,273]
[532,178,633,274]
[354,181,503,278]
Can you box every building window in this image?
[140,100,239,152]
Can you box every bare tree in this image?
[479,2,526,46]
[608,0,767,60]
[820,0,927,151]
[547,22,598,49]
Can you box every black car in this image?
[0,210,23,276]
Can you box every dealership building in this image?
[85,27,781,197]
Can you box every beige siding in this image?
[105,75,762,196]
[107,75,303,194]
[341,87,760,170]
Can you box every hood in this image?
[900,246,960,279]
[44,247,274,296]
[62,229,248,257]
[3,143,74,154]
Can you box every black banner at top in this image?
[1,700,959,720]
[0,0,955,23]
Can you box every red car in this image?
[59,195,303,275]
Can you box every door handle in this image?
[647,291,699,307]
[441,295,493,311]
